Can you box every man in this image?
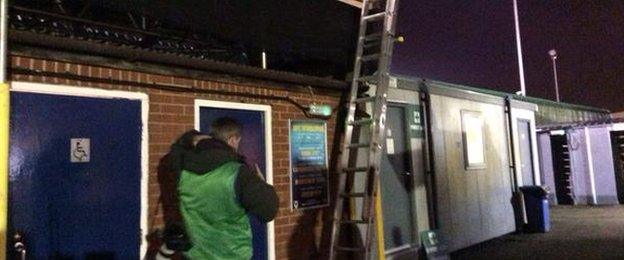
[166,117,278,260]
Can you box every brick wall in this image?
[9,54,343,259]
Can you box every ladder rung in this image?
[340,192,366,198]
[335,246,366,252]
[363,12,386,22]
[360,53,381,62]
[348,142,371,149]
[350,118,374,126]
[362,33,383,42]
[332,0,398,258]
[354,96,376,104]
[343,166,369,173]
[356,75,379,83]
[363,40,382,49]
[341,219,368,224]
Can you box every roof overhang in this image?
[9,30,348,91]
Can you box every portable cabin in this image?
[350,75,541,254]
[538,119,621,206]
[418,78,540,251]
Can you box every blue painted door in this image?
[198,106,268,260]
[8,92,143,259]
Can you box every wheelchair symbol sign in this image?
[71,138,90,163]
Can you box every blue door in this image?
[198,106,269,260]
[8,91,143,259]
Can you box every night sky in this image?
[16,1,623,110]
[392,1,624,111]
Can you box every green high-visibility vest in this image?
[178,162,252,260]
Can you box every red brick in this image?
[10,56,20,67]
[32,59,44,71]
[9,55,345,259]
[161,104,185,114]
[173,77,193,87]
[150,74,173,84]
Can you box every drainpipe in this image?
[506,96,526,232]
[419,81,439,229]
[584,127,598,205]
[505,96,519,191]
[0,0,9,258]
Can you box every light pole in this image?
[548,49,560,102]
[513,0,527,96]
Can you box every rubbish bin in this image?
[519,186,550,233]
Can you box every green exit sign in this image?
[309,104,332,117]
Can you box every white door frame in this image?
[194,99,275,260]
[10,81,150,258]
[511,107,541,186]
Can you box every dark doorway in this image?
[550,135,574,205]
[610,131,624,204]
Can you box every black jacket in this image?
[168,130,279,222]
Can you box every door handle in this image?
[403,172,414,192]
[13,232,26,260]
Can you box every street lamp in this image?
[513,0,527,96]
[548,49,560,102]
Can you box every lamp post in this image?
[548,49,560,102]
[512,0,527,96]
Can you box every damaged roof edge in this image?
[9,30,348,90]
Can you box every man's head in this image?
[211,117,242,151]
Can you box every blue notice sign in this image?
[289,120,329,209]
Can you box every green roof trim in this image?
[514,95,610,114]
[392,74,610,114]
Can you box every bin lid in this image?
[519,185,549,197]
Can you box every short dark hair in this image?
[210,117,242,142]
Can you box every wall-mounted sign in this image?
[420,230,449,259]
[389,76,398,88]
[289,120,329,210]
[408,105,424,138]
[71,138,90,163]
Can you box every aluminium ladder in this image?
[329,0,400,259]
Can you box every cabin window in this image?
[461,110,486,169]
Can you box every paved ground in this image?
[451,205,624,260]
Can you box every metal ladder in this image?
[330,0,400,259]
